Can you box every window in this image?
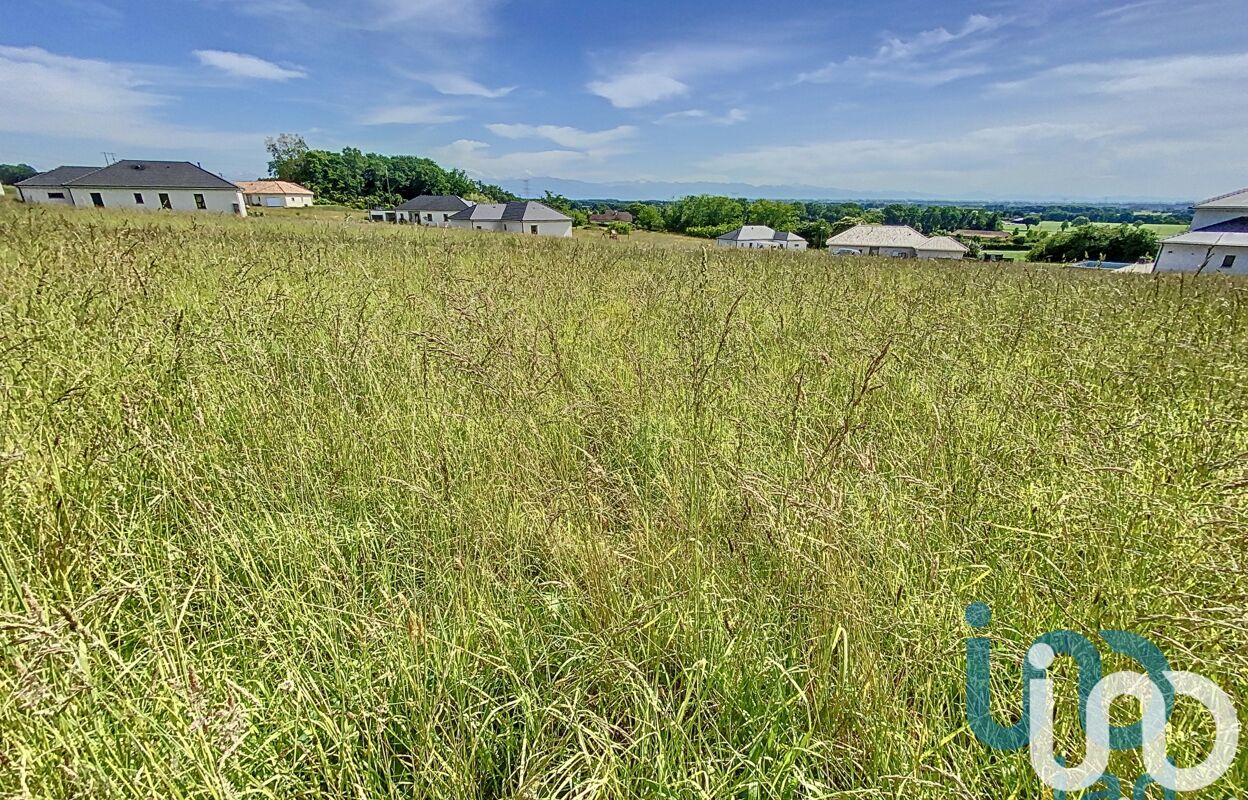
[425,213,433,221]
[1221,255,1236,269]
[531,225,539,235]
[90,192,104,207]
[47,192,65,199]
[232,203,241,215]
[443,214,449,222]
[134,193,144,205]
[159,193,172,209]
[194,193,206,210]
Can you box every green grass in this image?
[980,249,1028,262]
[1004,221,1188,237]
[573,226,711,250]
[2,203,1246,798]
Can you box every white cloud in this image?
[432,139,594,179]
[193,49,306,80]
[0,45,256,153]
[875,14,1002,62]
[994,51,1248,94]
[699,123,1128,190]
[658,108,749,125]
[360,103,463,125]
[587,42,770,108]
[220,0,503,37]
[424,73,514,98]
[797,14,1004,85]
[588,73,688,108]
[485,123,637,149]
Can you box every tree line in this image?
[571,197,1006,249]
[264,134,515,209]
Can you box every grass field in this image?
[573,226,710,250]
[1004,220,1189,237]
[2,204,1246,798]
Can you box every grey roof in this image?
[772,230,806,242]
[449,203,507,221]
[450,201,571,223]
[16,166,102,186]
[397,195,472,212]
[827,224,931,248]
[718,225,776,241]
[64,160,239,190]
[1194,188,1248,209]
[501,201,571,222]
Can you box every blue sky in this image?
[2,0,1246,200]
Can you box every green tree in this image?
[793,219,832,250]
[0,163,37,184]
[1027,224,1158,263]
[265,134,309,180]
[664,195,744,233]
[628,204,666,232]
[746,199,802,231]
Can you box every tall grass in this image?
[1,204,1245,798]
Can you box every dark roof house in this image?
[57,160,239,190]
[17,166,107,186]
[397,195,473,212]
[449,201,571,223]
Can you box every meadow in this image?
[1,203,1246,798]
[1003,220,1189,238]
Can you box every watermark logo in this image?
[964,602,1240,797]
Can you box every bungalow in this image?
[716,225,808,251]
[16,160,245,216]
[397,195,474,226]
[826,225,968,260]
[589,210,633,224]
[236,180,314,208]
[1153,187,1248,274]
[447,201,572,237]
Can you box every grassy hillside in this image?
[1,205,1246,798]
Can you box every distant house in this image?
[716,225,808,251]
[236,180,314,208]
[397,195,474,226]
[447,201,573,237]
[1154,188,1248,274]
[826,225,968,260]
[16,161,245,216]
[953,229,1011,240]
[590,210,633,224]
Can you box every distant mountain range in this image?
[496,176,1191,206]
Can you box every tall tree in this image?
[265,134,309,180]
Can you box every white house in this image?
[236,180,314,208]
[16,161,246,216]
[396,195,474,226]
[447,201,572,237]
[716,225,808,250]
[827,225,969,260]
[1153,188,1248,275]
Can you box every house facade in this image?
[396,195,474,226]
[236,180,314,208]
[827,225,968,260]
[448,201,573,237]
[716,225,808,250]
[1154,188,1248,274]
[17,161,246,216]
